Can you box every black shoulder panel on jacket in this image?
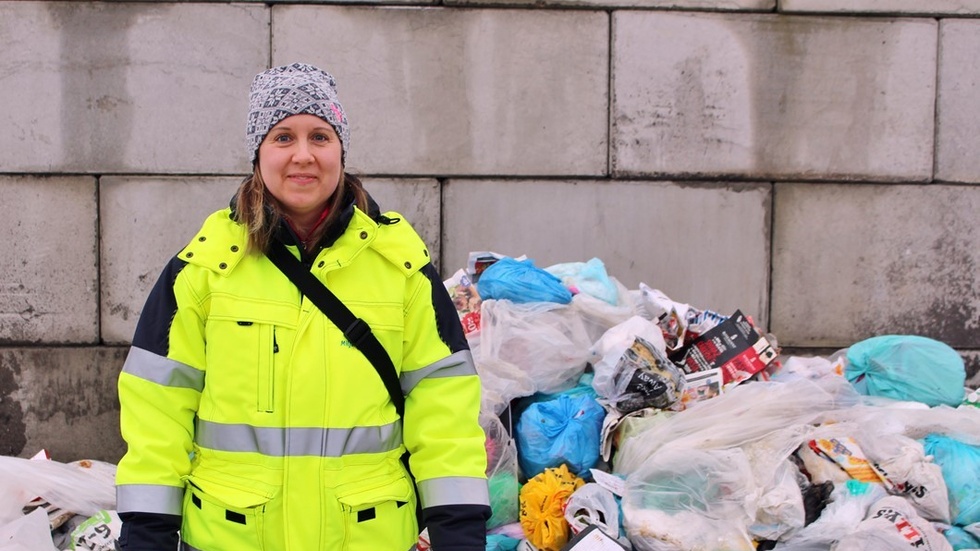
[421,263,470,354]
[131,256,188,357]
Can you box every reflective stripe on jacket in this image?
[116,205,488,551]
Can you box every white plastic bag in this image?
[478,299,593,394]
[804,417,952,522]
[0,457,116,526]
[772,355,845,383]
[749,459,806,542]
[0,508,59,551]
[564,483,629,547]
[859,432,950,523]
[773,481,888,550]
[591,316,680,414]
[834,495,952,551]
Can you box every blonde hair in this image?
[234,165,369,253]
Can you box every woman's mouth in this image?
[288,173,318,184]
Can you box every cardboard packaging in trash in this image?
[560,524,629,551]
[671,310,777,386]
[444,269,482,337]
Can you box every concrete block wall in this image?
[0,1,977,461]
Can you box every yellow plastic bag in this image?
[519,464,584,551]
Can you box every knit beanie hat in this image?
[245,62,350,165]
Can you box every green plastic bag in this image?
[845,335,965,406]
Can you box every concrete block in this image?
[0,2,267,174]
[612,12,936,181]
[0,346,127,462]
[771,183,980,349]
[0,176,98,344]
[937,20,980,183]
[101,177,436,344]
[273,6,608,176]
[443,179,771,325]
[780,0,980,15]
[448,0,772,9]
[101,177,242,344]
[362,178,442,268]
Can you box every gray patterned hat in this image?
[245,62,350,165]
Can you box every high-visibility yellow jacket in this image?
[116,198,489,551]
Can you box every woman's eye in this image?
[273,134,291,143]
[312,133,329,142]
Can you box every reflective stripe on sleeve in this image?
[417,476,490,508]
[122,346,205,391]
[116,484,184,515]
[399,350,476,395]
[195,419,403,457]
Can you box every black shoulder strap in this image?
[265,241,406,417]
[266,242,424,528]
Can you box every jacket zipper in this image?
[258,326,277,413]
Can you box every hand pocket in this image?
[181,471,276,551]
[338,475,417,551]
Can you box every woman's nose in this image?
[293,143,314,163]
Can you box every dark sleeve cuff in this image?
[116,511,181,551]
[422,503,491,551]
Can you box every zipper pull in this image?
[273,329,279,353]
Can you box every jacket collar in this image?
[228,187,382,254]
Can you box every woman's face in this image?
[258,114,343,224]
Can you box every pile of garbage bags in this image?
[3,252,978,551]
[448,252,980,551]
[0,451,119,551]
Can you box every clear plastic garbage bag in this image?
[614,377,859,476]
[622,447,758,551]
[479,300,593,395]
[483,413,520,529]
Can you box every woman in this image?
[115,62,490,551]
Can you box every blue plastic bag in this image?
[923,434,980,526]
[477,257,573,304]
[944,526,980,550]
[845,335,965,406]
[486,534,521,551]
[515,393,605,480]
[546,258,619,305]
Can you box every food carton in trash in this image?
[444,269,482,336]
[679,368,723,407]
[809,437,886,484]
[466,251,513,282]
[670,310,777,386]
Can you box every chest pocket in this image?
[205,295,300,414]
